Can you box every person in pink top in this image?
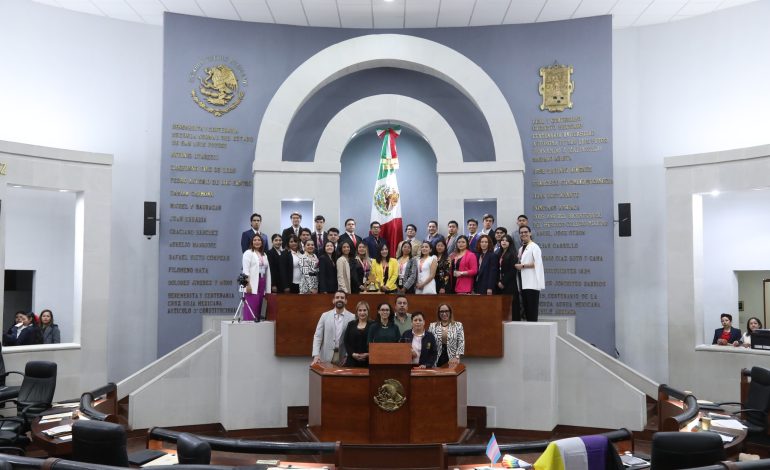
[450,235,478,294]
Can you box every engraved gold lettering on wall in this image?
[529,114,612,316]
[166,121,255,315]
[0,162,7,176]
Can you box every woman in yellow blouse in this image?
[371,244,399,293]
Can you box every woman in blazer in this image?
[428,303,465,367]
[474,234,499,295]
[713,313,742,345]
[450,236,477,294]
[400,312,438,369]
[336,241,356,293]
[39,309,61,344]
[279,235,302,294]
[371,245,399,293]
[396,241,418,294]
[317,241,338,293]
[242,234,271,321]
[496,234,517,294]
[265,234,283,293]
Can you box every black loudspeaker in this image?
[144,201,157,237]
[618,203,631,237]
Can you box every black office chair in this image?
[0,361,57,447]
[176,433,211,465]
[0,347,21,404]
[72,420,129,467]
[650,432,725,469]
[718,366,770,440]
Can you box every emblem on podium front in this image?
[374,378,406,411]
[539,62,574,112]
[189,56,248,117]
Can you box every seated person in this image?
[3,311,40,346]
[739,316,763,348]
[400,312,438,369]
[712,313,742,346]
[368,303,400,343]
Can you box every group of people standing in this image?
[3,309,61,346]
[312,291,465,369]
[241,211,545,322]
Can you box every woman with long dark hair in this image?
[317,241,338,293]
[242,234,271,321]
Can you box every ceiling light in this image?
[710,190,720,197]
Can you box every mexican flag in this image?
[371,127,404,254]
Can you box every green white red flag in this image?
[371,127,403,253]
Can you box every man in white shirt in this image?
[311,291,355,365]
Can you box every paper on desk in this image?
[51,402,80,408]
[41,412,74,421]
[712,419,748,430]
[58,434,73,442]
[142,453,178,467]
[717,433,735,443]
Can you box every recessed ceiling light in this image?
[710,190,720,197]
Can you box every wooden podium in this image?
[309,344,466,444]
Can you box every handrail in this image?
[78,382,119,423]
[147,427,630,458]
[147,427,338,454]
[658,383,700,431]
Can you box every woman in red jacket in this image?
[450,236,477,294]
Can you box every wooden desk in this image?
[308,362,467,444]
[30,408,79,456]
[271,293,509,357]
[145,447,334,469]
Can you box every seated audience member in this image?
[371,245,399,293]
[298,239,319,294]
[434,239,452,294]
[280,235,302,294]
[396,241,418,294]
[3,312,40,346]
[415,242,437,295]
[739,316,763,348]
[450,235,478,294]
[429,303,465,367]
[317,241,338,294]
[336,241,356,294]
[344,301,374,367]
[474,234,499,295]
[368,303,401,344]
[712,313,742,346]
[39,309,61,344]
[400,312,438,369]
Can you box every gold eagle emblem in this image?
[191,64,244,117]
[374,378,406,411]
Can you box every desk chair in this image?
[72,420,129,467]
[177,433,211,465]
[0,350,21,405]
[719,367,770,443]
[0,361,57,447]
[650,432,725,470]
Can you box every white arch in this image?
[254,94,523,235]
[254,33,523,171]
[314,94,462,168]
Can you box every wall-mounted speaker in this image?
[618,203,631,237]
[144,201,157,237]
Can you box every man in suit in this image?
[424,220,445,248]
[299,228,312,253]
[397,224,420,258]
[311,215,327,249]
[241,213,268,252]
[281,212,303,246]
[467,218,480,251]
[364,221,387,258]
[311,291,354,366]
[480,213,495,236]
[338,218,363,251]
[445,220,459,254]
[327,227,340,251]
